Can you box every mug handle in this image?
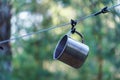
[68,29,84,43]
[74,31,84,43]
[70,19,84,43]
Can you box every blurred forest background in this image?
[0,0,120,80]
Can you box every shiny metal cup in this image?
[53,35,89,68]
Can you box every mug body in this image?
[53,35,89,68]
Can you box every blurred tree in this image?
[0,0,12,80]
[8,0,120,80]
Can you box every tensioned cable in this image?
[76,3,120,23]
[108,3,120,10]
[0,22,70,44]
[0,3,120,44]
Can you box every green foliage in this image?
[6,0,120,80]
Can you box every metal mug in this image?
[53,32,89,69]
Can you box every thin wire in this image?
[0,23,70,44]
[0,3,120,44]
[108,3,120,11]
[75,4,120,23]
[76,13,95,24]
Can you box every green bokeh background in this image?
[1,0,120,80]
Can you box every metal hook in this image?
[71,19,77,34]
[94,6,109,16]
[70,19,84,43]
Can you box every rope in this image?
[0,3,120,44]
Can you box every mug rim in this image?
[53,35,68,59]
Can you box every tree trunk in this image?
[0,1,12,80]
[97,56,103,80]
